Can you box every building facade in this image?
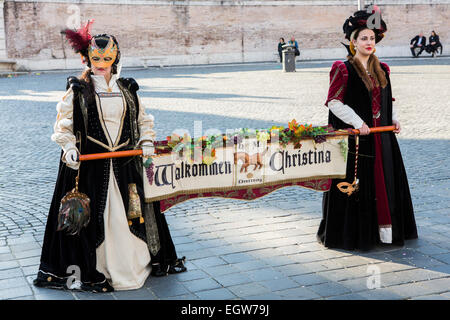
[1,0,449,70]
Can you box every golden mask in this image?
[88,36,118,69]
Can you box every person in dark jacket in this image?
[410,32,426,57]
[288,36,300,56]
[426,31,442,57]
[278,37,286,63]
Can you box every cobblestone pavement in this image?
[0,57,449,300]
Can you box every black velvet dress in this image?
[35,77,180,290]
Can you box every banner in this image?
[144,136,348,211]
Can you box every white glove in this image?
[142,144,155,157]
[65,149,79,168]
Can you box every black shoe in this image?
[80,279,114,293]
[33,271,66,290]
[168,256,187,274]
[151,263,169,277]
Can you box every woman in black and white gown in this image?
[34,23,186,293]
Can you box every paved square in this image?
[0,57,449,300]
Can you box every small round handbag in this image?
[57,132,91,235]
[57,174,91,235]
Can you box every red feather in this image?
[64,20,94,53]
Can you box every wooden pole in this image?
[352,125,396,134]
[79,149,142,161]
[332,125,396,136]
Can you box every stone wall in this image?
[2,0,450,70]
[0,0,7,59]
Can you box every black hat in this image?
[343,6,387,44]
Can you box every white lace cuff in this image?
[137,96,156,145]
[328,99,364,129]
[52,89,77,152]
[392,104,398,122]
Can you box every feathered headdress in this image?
[62,20,121,73]
[62,20,94,58]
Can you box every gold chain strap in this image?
[337,134,360,196]
[75,131,82,192]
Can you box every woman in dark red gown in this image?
[317,8,418,251]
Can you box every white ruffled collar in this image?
[91,73,119,92]
[85,62,122,92]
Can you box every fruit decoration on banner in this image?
[143,157,154,185]
[338,139,348,160]
[152,120,331,164]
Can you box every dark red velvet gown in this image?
[317,59,418,250]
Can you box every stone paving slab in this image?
[0,286,33,300]
[195,287,237,300]
[410,295,450,300]
[245,268,285,282]
[228,282,271,298]
[243,292,284,300]
[0,59,449,300]
[275,287,321,300]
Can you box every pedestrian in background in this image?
[278,37,286,63]
[426,30,442,57]
[288,36,300,57]
[410,32,426,57]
